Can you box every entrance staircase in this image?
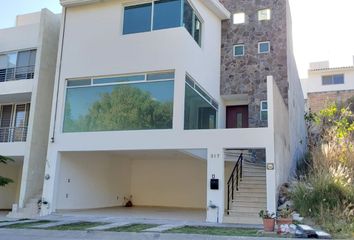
[223,152,266,224]
[7,193,42,219]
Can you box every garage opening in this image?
[55,150,207,221]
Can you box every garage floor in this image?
[56,206,206,222]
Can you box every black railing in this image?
[0,65,35,82]
[227,153,243,214]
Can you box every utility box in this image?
[210,179,219,190]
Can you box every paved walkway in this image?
[0,228,305,240]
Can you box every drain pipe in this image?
[209,201,219,223]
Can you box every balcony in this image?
[0,127,28,143]
[0,65,35,82]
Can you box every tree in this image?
[0,155,14,186]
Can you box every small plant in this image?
[259,210,275,219]
[259,210,276,232]
[278,208,292,219]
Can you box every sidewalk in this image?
[0,228,305,240]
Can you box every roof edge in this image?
[60,0,231,19]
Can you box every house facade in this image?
[301,58,354,112]
[3,0,306,224]
[0,9,60,217]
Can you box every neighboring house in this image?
[0,10,60,218]
[301,58,354,112]
[0,0,305,224]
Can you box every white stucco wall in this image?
[286,1,307,177]
[302,68,354,98]
[56,152,131,210]
[131,156,206,209]
[0,162,22,209]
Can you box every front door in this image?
[226,105,249,128]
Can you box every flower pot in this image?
[277,218,293,226]
[262,218,275,232]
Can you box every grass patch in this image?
[2,220,52,229]
[166,226,259,237]
[106,224,159,232]
[46,222,104,231]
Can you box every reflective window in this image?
[64,72,174,132]
[258,9,271,21]
[234,44,245,57]
[233,12,245,24]
[183,0,202,46]
[153,0,182,30]
[184,76,217,130]
[123,3,152,34]
[258,41,270,54]
[322,74,344,85]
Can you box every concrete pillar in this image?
[265,147,277,214]
[40,150,60,216]
[206,147,224,223]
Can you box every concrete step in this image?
[231,201,267,208]
[242,168,266,173]
[237,186,266,191]
[229,206,264,213]
[240,176,266,182]
[243,172,266,177]
[235,192,266,198]
[232,197,266,203]
[223,215,262,224]
[239,180,266,186]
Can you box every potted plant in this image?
[259,210,275,232]
[277,208,293,225]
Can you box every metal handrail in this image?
[227,153,243,214]
[0,65,35,82]
[0,126,28,142]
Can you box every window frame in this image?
[233,44,245,57]
[258,8,271,21]
[258,41,270,54]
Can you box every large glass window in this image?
[153,0,182,30]
[123,3,152,34]
[123,0,202,45]
[184,76,217,130]
[63,72,174,132]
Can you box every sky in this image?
[1,0,354,79]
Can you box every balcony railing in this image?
[0,65,35,82]
[0,127,28,143]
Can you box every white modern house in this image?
[37,0,306,224]
[0,10,60,217]
[301,58,354,112]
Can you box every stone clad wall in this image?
[219,0,289,127]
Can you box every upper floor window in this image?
[322,74,344,85]
[258,9,271,21]
[260,101,268,121]
[233,12,245,24]
[258,41,270,54]
[0,49,36,82]
[233,44,245,57]
[123,0,202,45]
